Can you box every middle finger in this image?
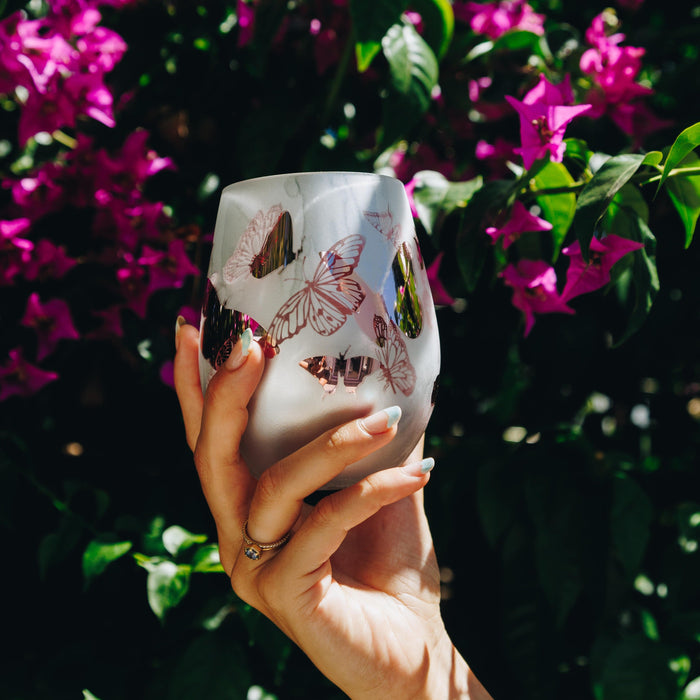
[244,405,403,548]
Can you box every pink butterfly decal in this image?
[364,207,402,247]
[267,234,366,345]
[299,353,377,394]
[373,314,416,396]
[223,205,296,283]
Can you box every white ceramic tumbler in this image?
[199,171,440,489]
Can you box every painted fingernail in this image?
[175,315,187,350]
[359,405,402,435]
[402,457,435,477]
[225,328,254,371]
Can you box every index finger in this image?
[173,317,204,449]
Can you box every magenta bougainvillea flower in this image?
[501,259,574,336]
[579,12,671,143]
[426,253,456,306]
[486,200,553,249]
[1,218,34,285]
[0,347,59,401]
[455,0,545,39]
[21,293,80,361]
[23,239,77,282]
[138,240,201,294]
[560,234,644,302]
[505,74,592,169]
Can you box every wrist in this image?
[419,632,492,700]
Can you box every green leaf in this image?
[82,539,133,583]
[166,631,252,700]
[82,691,101,700]
[492,29,541,53]
[665,150,700,247]
[573,153,646,259]
[382,22,438,112]
[457,179,514,292]
[682,676,700,700]
[611,475,653,579]
[162,525,207,556]
[349,0,409,70]
[532,160,576,260]
[145,560,191,620]
[409,0,454,58]
[192,544,224,573]
[592,636,679,700]
[410,170,482,236]
[355,42,382,72]
[655,121,700,197]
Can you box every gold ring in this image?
[241,519,291,560]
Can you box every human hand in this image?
[174,320,491,699]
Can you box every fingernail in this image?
[225,328,254,371]
[175,315,187,350]
[359,405,402,435]
[402,457,435,477]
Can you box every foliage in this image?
[1,0,700,698]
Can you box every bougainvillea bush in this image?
[2,0,700,698]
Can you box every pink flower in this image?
[237,0,256,47]
[116,254,150,318]
[138,240,200,294]
[475,137,517,178]
[426,253,455,306]
[486,200,552,249]
[560,234,644,302]
[0,218,34,285]
[505,74,592,169]
[455,0,545,39]
[0,347,59,401]
[21,293,80,361]
[23,239,77,281]
[501,259,574,336]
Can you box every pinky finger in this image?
[281,458,434,578]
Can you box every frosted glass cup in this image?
[199,172,440,489]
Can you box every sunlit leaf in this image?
[573,153,646,259]
[192,544,224,573]
[349,0,409,71]
[382,22,438,111]
[145,560,191,620]
[655,121,700,197]
[410,170,482,236]
[665,150,700,247]
[162,525,207,556]
[533,160,576,260]
[82,539,133,583]
[409,0,454,58]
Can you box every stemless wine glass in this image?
[198,171,440,489]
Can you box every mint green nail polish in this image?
[384,405,401,429]
[420,457,435,474]
[240,327,254,356]
[402,457,435,477]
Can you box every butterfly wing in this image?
[267,235,367,344]
[267,285,313,345]
[364,209,401,246]
[250,210,296,278]
[306,234,366,336]
[222,204,284,283]
[376,318,416,396]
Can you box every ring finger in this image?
[242,405,403,558]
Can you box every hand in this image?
[174,321,492,700]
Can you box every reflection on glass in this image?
[251,210,296,278]
[200,280,272,368]
[300,353,377,394]
[391,242,423,338]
